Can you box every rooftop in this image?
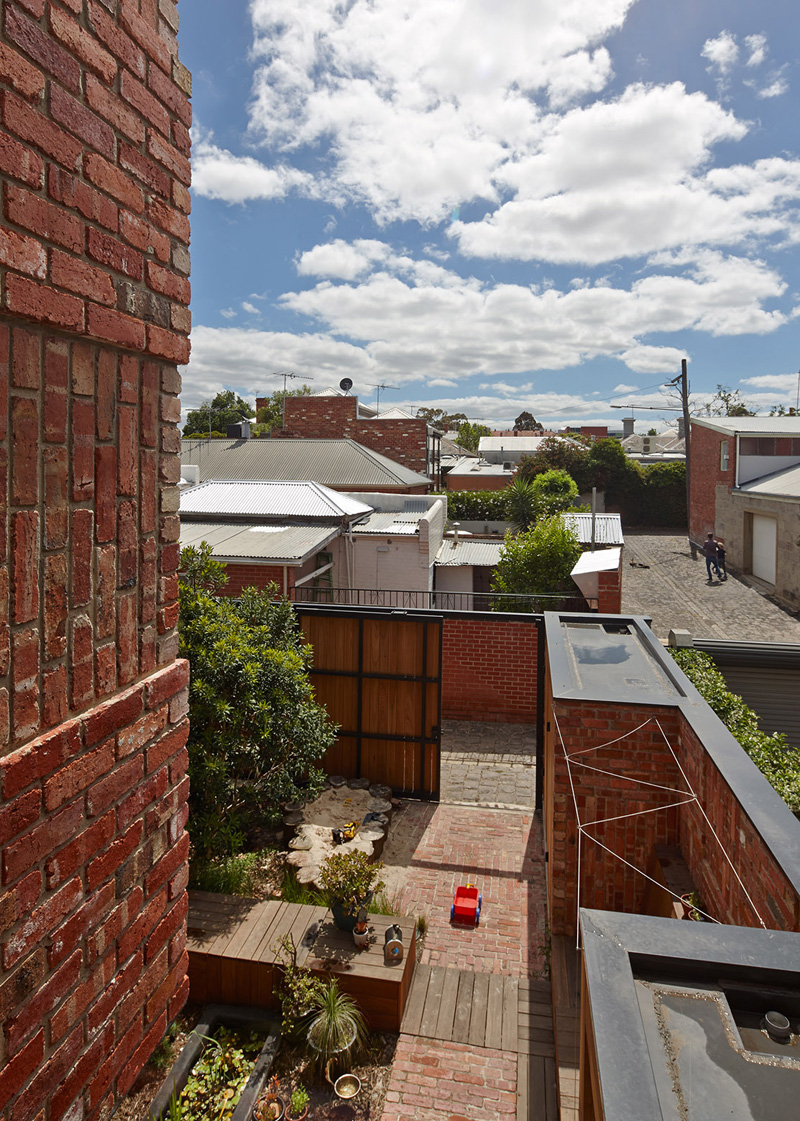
[435,539,505,567]
[691,416,800,437]
[738,462,800,500]
[180,437,430,490]
[179,479,373,521]
[561,512,624,546]
[178,521,339,564]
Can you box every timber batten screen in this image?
[297,606,443,799]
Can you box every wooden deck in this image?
[187,890,415,1032]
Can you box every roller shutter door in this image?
[751,514,777,584]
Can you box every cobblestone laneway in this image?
[440,720,536,809]
[621,531,800,643]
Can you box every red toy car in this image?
[451,884,482,926]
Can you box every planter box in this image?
[148,1004,281,1121]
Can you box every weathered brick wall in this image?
[0,1,191,1116]
[441,615,538,722]
[678,715,800,930]
[276,396,431,477]
[445,474,509,491]
[597,561,622,614]
[219,562,294,599]
[689,423,734,542]
[548,701,681,935]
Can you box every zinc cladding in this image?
[435,540,504,567]
[179,480,374,520]
[737,463,800,498]
[180,438,430,488]
[178,521,339,563]
[561,513,625,545]
[351,511,424,535]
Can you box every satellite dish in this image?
[339,377,353,393]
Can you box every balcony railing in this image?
[288,586,587,613]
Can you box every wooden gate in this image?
[296,606,443,800]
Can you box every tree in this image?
[504,478,538,531]
[179,547,337,864]
[516,436,590,488]
[416,407,468,430]
[530,469,580,518]
[491,516,582,611]
[514,411,542,431]
[184,390,255,436]
[699,384,755,417]
[647,428,658,436]
[456,420,492,454]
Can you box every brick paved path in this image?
[379,801,550,1120]
[440,720,536,809]
[621,531,800,643]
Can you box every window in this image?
[720,440,729,471]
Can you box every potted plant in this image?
[319,850,385,932]
[285,1086,309,1121]
[253,1078,285,1121]
[302,979,367,1072]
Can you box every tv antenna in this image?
[368,382,399,416]
[265,370,314,396]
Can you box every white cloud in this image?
[758,77,788,99]
[612,383,639,394]
[702,31,739,74]
[192,131,312,203]
[744,34,767,68]
[242,302,261,315]
[296,240,392,281]
[619,345,687,374]
[740,372,800,392]
[220,308,237,319]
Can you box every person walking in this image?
[703,532,721,582]
[716,538,727,581]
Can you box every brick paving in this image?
[621,531,800,643]
[379,790,549,1120]
[380,1037,518,1121]
[440,721,536,809]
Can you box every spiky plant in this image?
[302,980,367,1066]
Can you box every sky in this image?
[178,0,800,432]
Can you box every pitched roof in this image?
[179,521,339,564]
[737,463,800,500]
[179,480,373,520]
[180,437,430,489]
[435,539,504,567]
[690,416,800,436]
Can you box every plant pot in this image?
[254,1093,285,1121]
[285,1108,308,1121]
[331,901,358,932]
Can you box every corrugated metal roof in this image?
[738,463,800,498]
[447,458,512,477]
[351,511,420,535]
[691,416,800,436]
[179,521,338,563]
[180,437,429,488]
[180,480,373,520]
[435,539,504,567]
[561,513,625,545]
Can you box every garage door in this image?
[751,514,777,584]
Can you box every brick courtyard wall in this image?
[0,2,191,1117]
[275,396,431,478]
[441,615,538,722]
[547,696,800,936]
[677,715,800,930]
[689,422,734,542]
[219,562,294,599]
[548,701,682,936]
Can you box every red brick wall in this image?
[441,615,538,722]
[547,697,800,936]
[219,562,294,598]
[445,474,509,491]
[597,560,622,614]
[0,2,191,1116]
[276,396,431,478]
[548,701,681,935]
[689,423,735,541]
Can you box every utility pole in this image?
[666,359,691,539]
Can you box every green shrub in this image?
[670,649,800,811]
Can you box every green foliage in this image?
[253,384,313,434]
[504,477,538,531]
[416,407,468,430]
[529,469,580,517]
[179,541,228,594]
[698,384,755,417]
[491,516,582,611]
[440,489,509,521]
[184,390,255,437]
[514,410,542,431]
[189,850,267,896]
[670,649,800,812]
[517,435,591,488]
[179,552,336,863]
[178,1026,265,1121]
[301,980,367,1064]
[151,1021,179,1071]
[456,420,492,454]
[275,934,326,1036]
[289,1086,309,1117]
[280,868,326,906]
[318,850,385,913]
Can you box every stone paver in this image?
[380,1037,518,1121]
[440,720,536,809]
[621,531,800,643]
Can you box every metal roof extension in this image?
[179,480,373,521]
[691,416,800,436]
[435,539,504,567]
[737,462,800,499]
[561,512,624,546]
[350,511,423,535]
[179,521,339,564]
[180,437,430,489]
